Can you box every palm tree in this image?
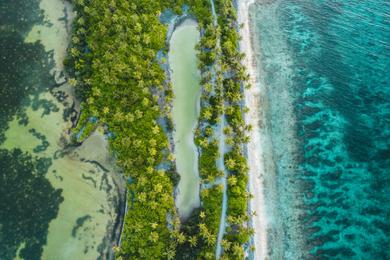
[225,158,236,170]
[202,108,212,120]
[232,243,244,258]
[199,138,209,148]
[176,232,186,244]
[188,236,198,247]
[228,175,237,186]
[221,239,231,251]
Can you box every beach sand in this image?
[237,0,269,259]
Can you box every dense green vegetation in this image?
[180,0,252,258]
[67,0,251,258]
[215,0,254,258]
[184,1,226,258]
[67,0,186,258]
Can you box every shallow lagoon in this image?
[0,0,123,258]
[168,19,201,219]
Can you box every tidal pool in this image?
[169,19,201,219]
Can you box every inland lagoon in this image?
[0,0,123,259]
[169,19,201,219]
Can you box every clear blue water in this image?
[251,0,390,258]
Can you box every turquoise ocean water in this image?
[251,0,389,258]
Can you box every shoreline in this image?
[237,0,269,259]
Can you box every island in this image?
[68,0,253,258]
[3,0,388,258]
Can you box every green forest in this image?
[67,0,252,258]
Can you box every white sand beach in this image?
[237,0,269,259]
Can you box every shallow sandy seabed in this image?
[2,0,122,258]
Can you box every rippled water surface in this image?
[251,0,389,258]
